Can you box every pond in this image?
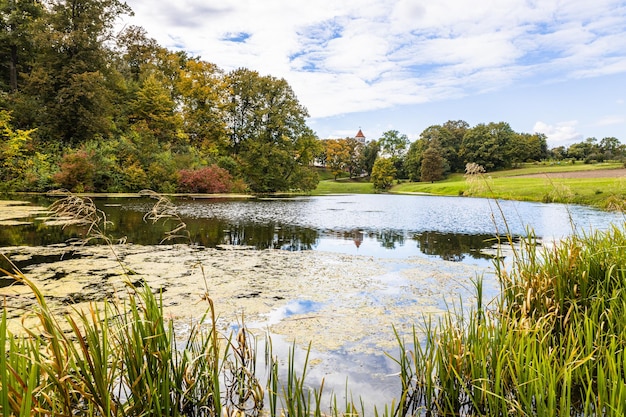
[1,193,624,411]
[2,194,623,264]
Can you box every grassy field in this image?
[313,162,626,209]
[311,177,375,194]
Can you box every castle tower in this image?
[355,129,366,144]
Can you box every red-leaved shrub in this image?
[53,150,96,192]
[177,165,233,193]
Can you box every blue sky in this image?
[120,0,626,148]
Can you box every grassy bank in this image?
[308,162,626,209]
[311,178,375,195]
[3,194,626,415]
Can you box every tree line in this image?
[0,0,319,193]
[319,121,624,190]
[1,1,623,194]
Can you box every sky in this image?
[118,0,626,148]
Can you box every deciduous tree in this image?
[371,157,396,190]
[0,0,43,92]
[460,122,515,170]
[420,139,447,182]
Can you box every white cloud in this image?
[595,115,625,127]
[120,0,626,134]
[534,121,584,146]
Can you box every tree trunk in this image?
[10,43,18,91]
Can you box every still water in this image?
[2,194,624,264]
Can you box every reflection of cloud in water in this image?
[256,333,400,412]
[265,299,322,325]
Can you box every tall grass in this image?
[2,191,626,416]
[389,225,626,416]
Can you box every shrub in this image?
[177,165,233,193]
[53,150,96,192]
[122,162,150,191]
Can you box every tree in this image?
[224,69,318,192]
[420,139,447,182]
[359,139,379,176]
[0,109,38,190]
[371,158,396,190]
[20,0,132,146]
[567,137,600,162]
[460,122,515,170]
[130,73,182,143]
[0,0,43,92]
[405,137,427,181]
[224,67,263,155]
[510,132,548,165]
[115,25,160,82]
[441,120,469,172]
[177,58,228,152]
[599,136,622,160]
[344,137,364,178]
[378,130,409,179]
[324,138,350,180]
[378,130,409,158]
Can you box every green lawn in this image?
[311,178,375,194]
[312,162,626,210]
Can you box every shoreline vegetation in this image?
[312,162,626,211]
[1,192,626,415]
[4,161,626,212]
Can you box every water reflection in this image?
[414,231,506,263]
[1,194,623,264]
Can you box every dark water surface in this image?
[2,194,624,264]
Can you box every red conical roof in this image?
[355,129,365,138]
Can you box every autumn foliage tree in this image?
[371,158,396,190]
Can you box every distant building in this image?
[355,129,366,144]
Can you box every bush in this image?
[53,150,96,192]
[177,165,233,193]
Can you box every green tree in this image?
[460,122,515,170]
[378,129,409,159]
[130,73,182,143]
[224,69,317,192]
[567,137,600,162]
[406,120,468,181]
[550,146,567,161]
[378,130,409,179]
[0,0,43,92]
[371,157,396,190]
[359,139,379,177]
[20,0,132,146]
[440,120,468,172]
[599,136,622,160]
[344,137,364,178]
[0,109,38,190]
[510,132,548,165]
[224,67,263,155]
[115,25,160,83]
[420,139,447,182]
